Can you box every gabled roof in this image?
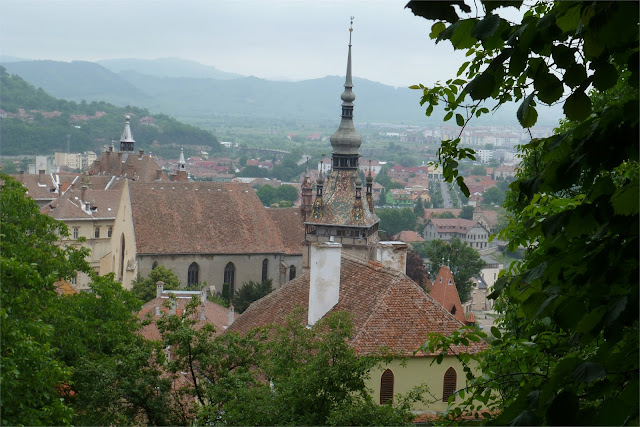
[128,182,292,255]
[88,150,166,182]
[431,266,466,324]
[228,254,486,356]
[427,218,486,234]
[42,186,121,220]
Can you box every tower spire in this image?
[120,114,135,152]
[329,17,362,170]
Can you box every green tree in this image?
[276,184,299,203]
[408,0,638,424]
[376,208,417,236]
[413,198,425,218]
[0,174,87,425]
[131,265,181,302]
[158,306,418,426]
[419,238,485,303]
[256,184,277,206]
[469,164,486,176]
[232,279,273,314]
[482,186,506,206]
[459,205,475,219]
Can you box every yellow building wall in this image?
[366,356,480,413]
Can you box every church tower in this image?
[302,20,380,268]
[120,114,135,152]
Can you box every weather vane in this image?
[349,16,354,44]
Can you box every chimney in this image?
[156,281,164,299]
[228,305,235,326]
[80,185,87,203]
[127,164,135,175]
[19,170,24,181]
[176,170,188,182]
[138,149,144,158]
[38,169,45,184]
[376,241,408,274]
[169,174,176,182]
[109,145,114,153]
[308,242,342,326]
[156,169,163,181]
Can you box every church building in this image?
[229,24,485,414]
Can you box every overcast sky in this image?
[0,0,481,87]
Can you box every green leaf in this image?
[471,14,501,40]
[563,63,587,88]
[573,362,606,384]
[517,93,538,128]
[535,72,563,104]
[464,71,497,100]
[555,3,581,33]
[610,182,639,215]
[455,113,464,126]
[483,1,523,14]
[444,111,453,121]
[490,326,502,339]
[430,22,447,39]
[551,44,575,69]
[405,0,471,24]
[563,90,591,121]
[509,47,528,76]
[546,390,579,425]
[593,61,618,91]
[440,19,478,50]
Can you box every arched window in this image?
[380,369,394,404]
[224,262,236,295]
[152,261,159,270]
[443,367,457,402]
[262,259,269,282]
[289,265,296,281]
[119,234,125,280]
[188,262,199,287]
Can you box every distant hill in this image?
[98,57,244,80]
[0,60,155,106]
[1,58,563,127]
[0,66,219,157]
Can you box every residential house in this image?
[423,218,490,249]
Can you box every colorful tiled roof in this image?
[128,182,293,255]
[308,170,379,228]
[430,266,466,324]
[228,254,486,356]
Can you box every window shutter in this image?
[443,367,457,402]
[380,369,394,404]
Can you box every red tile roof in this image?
[128,182,296,255]
[265,208,305,255]
[428,218,480,234]
[392,231,425,243]
[228,254,486,356]
[430,266,466,324]
[138,296,232,341]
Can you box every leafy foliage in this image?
[408,0,639,423]
[418,238,486,303]
[376,208,418,236]
[405,250,430,290]
[157,306,418,425]
[459,205,475,220]
[256,184,299,206]
[232,279,273,314]
[131,265,182,302]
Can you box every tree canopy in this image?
[408,0,638,423]
[131,265,182,302]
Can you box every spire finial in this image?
[349,16,354,45]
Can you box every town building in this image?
[423,218,490,249]
[101,180,304,294]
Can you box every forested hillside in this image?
[0,67,220,156]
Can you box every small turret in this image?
[120,114,135,152]
[301,161,313,221]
